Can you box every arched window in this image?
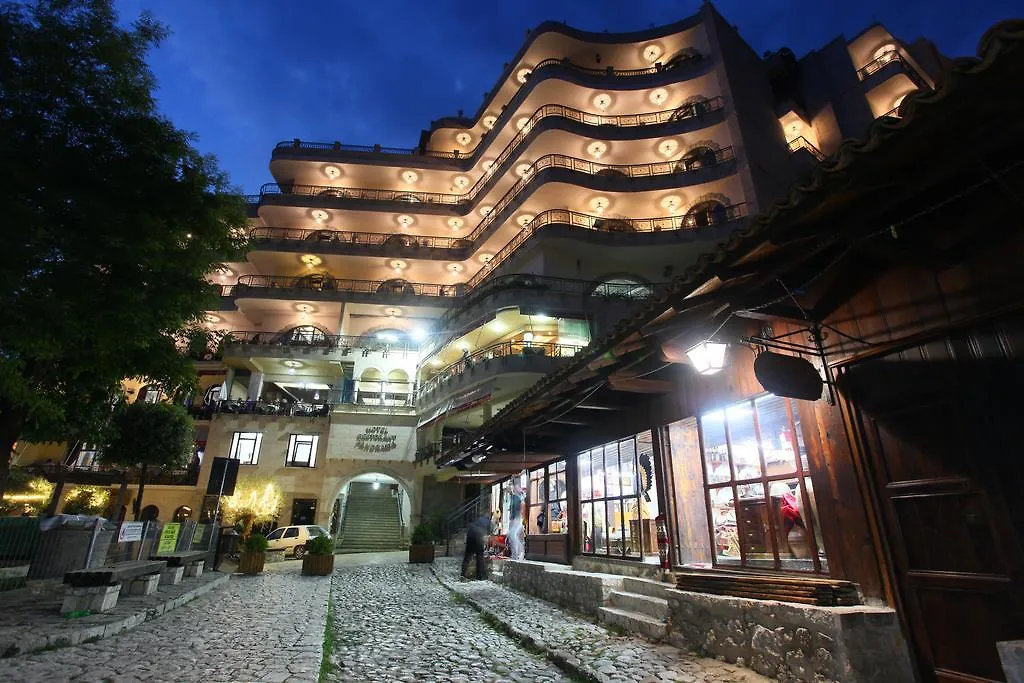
[685,200,729,228]
[593,278,653,299]
[280,325,328,346]
[173,505,193,523]
[140,505,159,522]
[678,146,717,172]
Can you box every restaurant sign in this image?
[355,426,398,453]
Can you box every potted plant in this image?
[238,533,268,574]
[301,534,335,576]
[408,522,435,564]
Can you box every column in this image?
[482,402,493,422]
[246,371,264,402]
[221,367,236,401]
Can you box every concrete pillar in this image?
[222,367,236,401]
[335,302,348,335]
[482,402,493,421]
[246,371,263,402]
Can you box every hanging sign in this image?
[117,521,145,543]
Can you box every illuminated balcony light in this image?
[323,165,342,180]
[395,214,415,228]
[660,195,683,214]
[283,359,303,368]
[401,169,419,184]
[657,139,679,158]
[294,304,315,315]
[479,205,493,217]
[478,253,494,264]
[447,217,465,231]
[642,44,663,62]
[205,314,221,324]
[481,159,496,173]
[383,307,402,318]
[515,117,530,131]
[649,88,669,106]
[517,214,534,227]
[310,209,331,223]
[589,196,611,214]
[446,263,465,274]
[686,341,728,375]
[300,254,322,269]
[452,175,470,190]
[515,163,533,178]
[586,141,608,159]
[482,115,497,130]
[388,259,408,273]
[516,67,532,84]
[455,131,473,146]
[523,332,534,342]
[592,93,613,111]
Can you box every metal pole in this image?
[136,521,148,561]
[84,517,102,568]
[212,460,229,525]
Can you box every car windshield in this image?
[307,526,327,537]
[266,529,284,540]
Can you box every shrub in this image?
[410,522,434,545]
[244,533,268,553]
[307,534,334,556]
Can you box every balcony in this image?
[787,136,825,161]
[19,462,200,487]
[221,330,418,364]
[855,50,927,90]
[272,96,725,168]
[196,381,417,419]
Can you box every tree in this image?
[221,476,283,539]
[100,401,194,520]
[0,0,248,496]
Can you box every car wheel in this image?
[293,545,306,559]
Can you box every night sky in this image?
[114,0,1019,193]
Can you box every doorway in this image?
[291,498,317,526]
[839,322,1024,682]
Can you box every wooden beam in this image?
[607,377,672,393]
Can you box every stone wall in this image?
[501,560,622,617]
[572,555,666,580]
[666,589,915,683]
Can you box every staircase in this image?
[598,576,671,641]
[338,482,404,553]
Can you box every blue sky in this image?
[114,0,1019,193]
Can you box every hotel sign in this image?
[355,426,398,454]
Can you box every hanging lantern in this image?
[685,341,728,375]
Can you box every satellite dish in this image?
[754,352,824,401]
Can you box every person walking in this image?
[462,515,490,580]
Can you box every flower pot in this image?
[238,551,265,574]
[302,553,334,576]
[408,544,434,564]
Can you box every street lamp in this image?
[686,341,728,375]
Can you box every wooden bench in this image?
[150,551,207,583]
[61,560,167,615]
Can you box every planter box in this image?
[302,553,334,576]
[408,544,435,564]
[238,551,265,575]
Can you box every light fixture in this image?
[377,332,399,343]
[586,141,608,159]
[490,320,506,333]
[479,205,493,217]
[283,359,303,368]
[383,307,402,317]
[300,254,322,269]
[482,115,497,130]
[430,357,443,367]
[516,214,534,227]
[515,117,530,131]
[323,165,342,180]
[313,391,321,401]
[642,44,663,62]
[657,139,679,158]
[455,131,473,146]
[515,163,533,178]
[288,368,296,375]
[310,209,330,223]
[649,88,669,106]
[214,266,234,279]
[205,313,221,324]
[388,259,408,273]
[516,67,532,83]
[457,341,470,352]
[686,341,728,375]
[478,253,493,264]
[446,262,465,273]
[410,327,428,341]
[294,303,315,315]
[452,175,470,190]
[447,217,465,231]
[482,159,496,173]
[660,195,683,214]
[589,196,610,214]
[401,169,419,184]
[373,481,381,490]
[533,313,551,321]
[592,93,613,111]
[185,233,192,239]
[523,331,534,342]
[395,214,415,228]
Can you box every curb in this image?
[431,566,601,683]
[1,572,230,657]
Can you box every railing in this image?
[249,227,472,251]
[224,330,418,353]
[418,340,584,398]
[855,50,927,89]
[200,383,417,417]
[19,461,200,487]
[879,106,902,119]
[786,136,825,161]
[443,490,491,557]
[234,274,465,298]
[272,56,711,161]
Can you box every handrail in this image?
[786,136,825,161]
[443,490,491,557]
[224,330,418,353]
[855,50,927,89]
[273,56,710,160]
[879,106,901,119]
[417,340,584,398]
[275,96,723,164]
[249,227,471,250]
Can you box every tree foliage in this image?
[221,476,283,538]
[0,0,248,492]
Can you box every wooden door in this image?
[840,332,1024,682]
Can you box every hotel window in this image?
[286,434,319,467]
[526,461,568,535]
[698,395,828,572]
[578,431,661,563]
[229,432,262,465]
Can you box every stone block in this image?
[184,560,204,578]
[997,641,1023,683]
[128,573,160,596]
[61,584,121,615]
[160,566,185,586]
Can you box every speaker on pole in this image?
[206,457,239,496]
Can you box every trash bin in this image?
[215,528,240,570]
[28,515,114,580]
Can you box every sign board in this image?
[192,524,207,544]
[157,523,181,554]
[117,521,145,543]
[206,457,240,496]
[354,426,398,454]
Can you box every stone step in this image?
[608,591,669,620]
[598,606,668,641]
[621,576,673,599]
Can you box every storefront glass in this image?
[526,461,568,535]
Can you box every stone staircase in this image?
[337,482,404,553]
[598,576,671,641]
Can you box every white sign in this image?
[117,521,145,543]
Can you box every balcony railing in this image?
[273,96,724,168]
[855,50,927,89]
[249,227,473,251]
[201,382,417,417]
[417,340,583,398]
[20,462,200,487]
[224,330,417,353]
[786,136,825,161]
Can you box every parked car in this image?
[265,525,331,559]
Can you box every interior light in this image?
[411,327,428,341]
[534,313,551,321]
[455,131,473,146]
[377,332,398,343]
[288,368,296,376]
[373,481,381,490]
[482,115,497,130]
[313,391,321,401]
[523,332,534,342]
[686,341,729,375]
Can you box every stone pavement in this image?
[0,562,330,682]
[323,561,572,683]
[434,559,772,683]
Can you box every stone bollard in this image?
[61,584,121,615]
[184,561,204,578]
[160,566,185,586]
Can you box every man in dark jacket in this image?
[462,515,491,580]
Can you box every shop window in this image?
[578,432,661,562]
[526,461,568,535]
[286,434,319,468]
[229,431,262,465]
[697,395,828,572]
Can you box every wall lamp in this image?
[685,341,728,375]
